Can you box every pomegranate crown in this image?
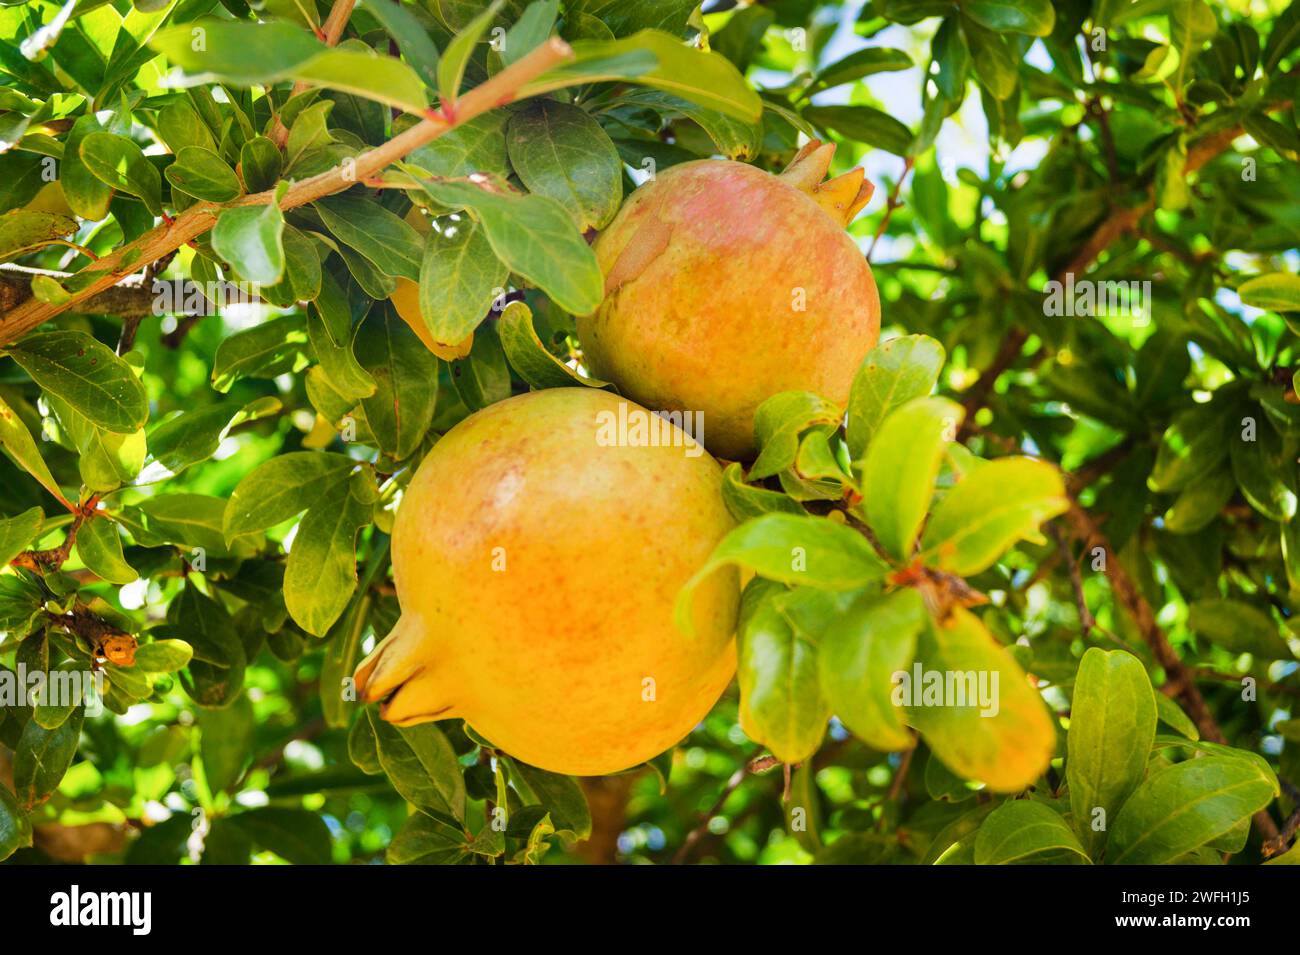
[777,139,875,228]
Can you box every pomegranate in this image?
[578,141,881,460]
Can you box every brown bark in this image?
[575,775,636,864]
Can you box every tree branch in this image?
[268,0,357,147]
[10,497,99,574]
[0,37,574,346]
[1062,500,1281,845]
[866,156,914,262]
[672,752,781,864]
[958,109,1283,431]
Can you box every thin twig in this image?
[878,740,916,830]
[268,0,357,147]
[0,38,575,345]
[10,497,99,573]
[866,156,914,262]
[672,753,782,865]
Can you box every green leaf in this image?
[794,430,848,484]
[199,817,253,865]
[450,321,511,411]
[963,0,1055,36]
[1243,113,1300,161]
[1187,598,1294,659]
[14,707,84,809]
[932,18,971,106]
[151,21,429,114]
[566,0,696,37]
[61,115,113,221]
[522,30,762,123]
[387,810,469,864]
[974,801,1089,864]
[905,608,1055,793]
[0,210,78,263]
[803,105,915,156]
[505,758,592,839]
[819,588,923,751]
[1163,466,1235,534]
[355,308,439,460]
[45,392,146,492]
[224,451,356,540]
[418,214,508,345]
[417,178,603,315]
[349,710,384,774]
[961,17,1018,100]
[808,47,913,94]
[1149,402,1231,492]
[404,112,512,179]
[710,3,775,72]
[737,590,829,763]
[0,507,42,567]
[315,196,423,282]
[0,396,65,504]
[0,576,43,636]
[1238,272,1300,312]
[1107,756,1279,864]
[321,557,384,728]
[360,0,441,86]
[749,391,843,481]
[0,784,33,861]
[78,132,161,214]
[506,99,623,231]
[1154,692,1200,741]
[33,662,81,732]
[170,582,245,669]
[6,330,148,433]
[284,469,376,636]
[285,101,336,172]
[127,494,259,558]
[211,314,308,392]
[1169,0,1218,91]
[862,396,964,562]
[846,334,946,460]
[676,514,889,635]
[134,639,193,673]
[372,711,467,820]
[623,88,762,161]
[157,98,217,154]
[198,692,254,793]
[1066,648,1157,860]
[1230,415,1296,522]
[239,136,282,193]
[1263,1,1300,72]
[438,0,505,102]
[75,516,138,585]
[164,145,242,202]
[721,462,805,520]
[498,300,609,390]
[147,398,277,479]
[211,202,286,286]
[307,305,375,406]
[920,457,1068,576]
[233,807,332,865]
[498,0,560,65]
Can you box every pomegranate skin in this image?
[578,158,881,460]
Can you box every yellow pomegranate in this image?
[578,141,881,460]
[354,387,740,775]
